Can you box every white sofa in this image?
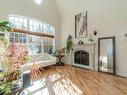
[21,53,56,72]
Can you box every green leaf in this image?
[0,19,11,32]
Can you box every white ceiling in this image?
[54,0,127,18]
[54,0,89,17]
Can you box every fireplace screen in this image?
[74,50,89,66]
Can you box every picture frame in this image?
[75,11,88,38]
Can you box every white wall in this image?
[0,0,60,49]
[55,0,127,77]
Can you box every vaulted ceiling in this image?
[54,0,88,17]
[54,0,127,17]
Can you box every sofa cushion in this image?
[21,53,56,72]
[28,53,50,63]
[21,60,56,72]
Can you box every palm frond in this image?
[0,19,11,32]
[30,63,43,80]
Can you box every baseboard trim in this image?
[71,65,90,70]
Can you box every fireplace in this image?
[72,44,95,70]
[74,50,89,66]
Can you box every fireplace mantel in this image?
[73,44,96,46]
[73,44,96,49]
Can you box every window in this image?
[9,16,28,29]
[9,15,55,55]
[44,38,54,54]
[9,33,27,43]
[28,35,42,55]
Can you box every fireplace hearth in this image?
[74,50,89,66]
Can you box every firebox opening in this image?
[74,50,89,66]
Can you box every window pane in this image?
[15,38,18,42]
[22,34,27,43]
[39,23,43,32]
[15,17,19,22]
[19,34,22,43]
[19,18,23,23]
[29,35,36,43]
[23,24,27,29]
[29,45,41,55]
[43,24,47,33]
[9,38,14,43]
[10,33,14,38]
[38,45,42,53]
[15,33,18,38]
[29,20,33,25]
[24,19,27,24]
[9,17,14,22]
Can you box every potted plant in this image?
[0,43,27,95]
[0,19,25,94]
[0,70,21,95]
[54,35,73,65]
[0,19,44,94]
[65,35,73,55]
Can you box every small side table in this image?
[55,55,64,66]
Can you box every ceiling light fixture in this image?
[34,0,43,5]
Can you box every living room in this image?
[0,0,127,95]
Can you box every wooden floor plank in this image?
[30,66,127,95]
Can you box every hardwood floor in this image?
[24,66,127,95]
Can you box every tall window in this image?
[9,15,55,55]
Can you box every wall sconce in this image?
[93,30,97,36]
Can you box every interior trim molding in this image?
[11,28,54,38]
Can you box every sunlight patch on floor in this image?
[20,78,46,95]
[53,78,82,95]
[20,69,82,95]
[49,72,64,82]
